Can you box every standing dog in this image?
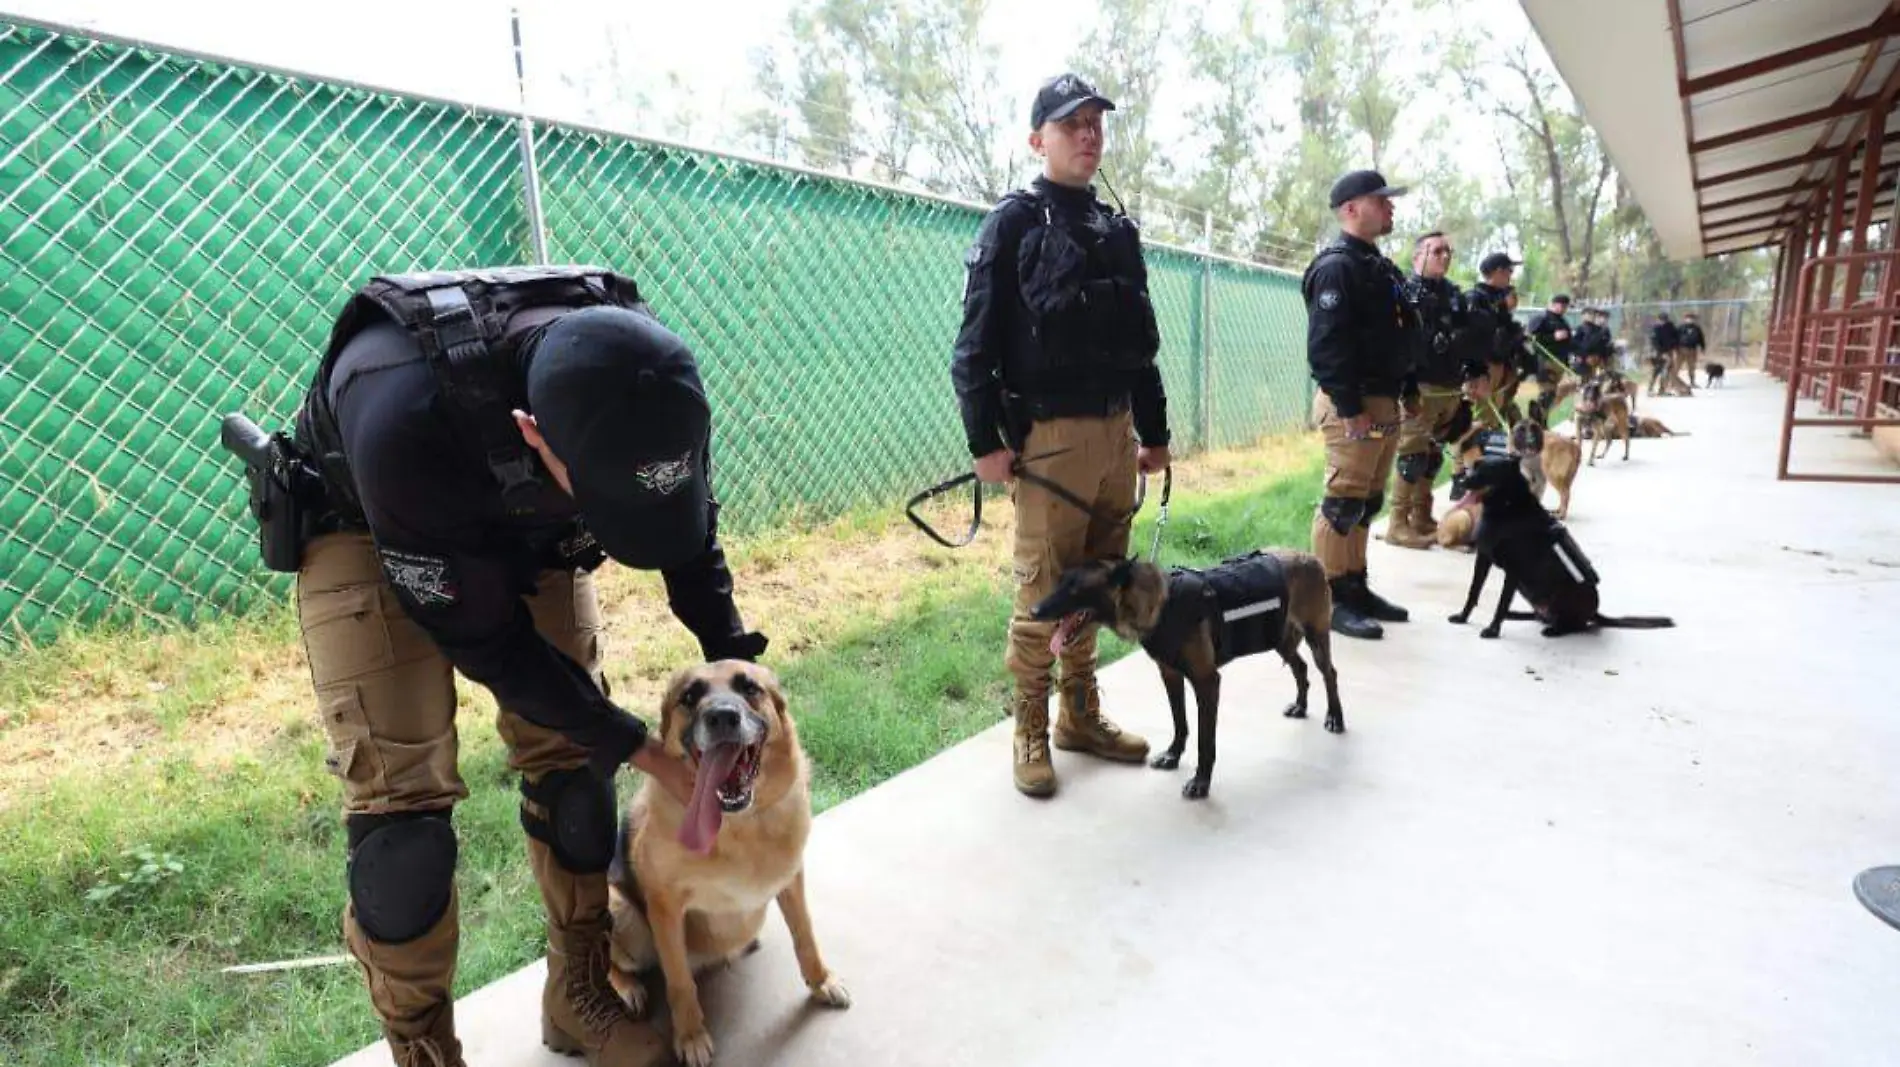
[1577,374,1632,465]
[607,661,850,1067]
[1030,550,1342,800]
[1702,362,1726,388]
[1447,455,1675,638]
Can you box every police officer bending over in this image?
[1385,230,1470,550]
[286,267,767,1067]
[1302,169,1418,639]
[952,73,1171,797]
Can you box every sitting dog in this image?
[607,661,850,1067]
[1447,455,1675,638]
[1509,417,1581,520]
[1576,373,1632,465]
[1702,362,1725,388]
[1030,550,1342,800]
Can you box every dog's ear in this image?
[1110,558,1136,588]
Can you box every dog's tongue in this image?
[1049,614,1082,657]
[679,743,741,856]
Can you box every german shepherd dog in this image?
[1029,551,1342,800]
[1447,455,1675,638]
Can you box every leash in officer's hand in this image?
[904,448,1157,550]
[1144,464,1172,563]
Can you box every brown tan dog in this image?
[607,661,849,1067]
[1632,416,1686,438]
[1577,375,1632,465]
[1030,550,1342,800]
[1435,496,1481,549]
[1509,419,1581,520]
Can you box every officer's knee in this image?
[1360,493,1384,526]
[1319,496,1366,535]
[1426,449,1445,480]
[519,766,616,874]
[1396,452,1433,484]
[346,810,457,944]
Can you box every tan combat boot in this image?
[1383,485,1433,549]
[529,839,671,1066]
[1053,679,1149,763]
[343,897,467,1067]
[1413,496,1440,536]
[1011,687,1057,797]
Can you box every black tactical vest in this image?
[1404,274,1466,386]
[294,265,651,529]
[1008,189,1159,392]
[1141,551,1290,674]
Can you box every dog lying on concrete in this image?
[1031,550,1341,800]
[1446,454,1675,639]
[1631,416,1686,439]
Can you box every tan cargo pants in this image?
[297,530,603,816]
[1005,409,1139,699]
[1390,390,1462,523]
[1311,392,1401,579]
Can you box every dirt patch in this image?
[0,435,1315,802]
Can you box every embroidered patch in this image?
[381,549,458,608]
[633,452,694,497]
[1317,289,1341,311]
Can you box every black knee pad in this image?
[520,766,616,873]
[1359,493,1384,526]
[346,811,457,945]
[1396,452,1432,484]
[1319,496,1366,535]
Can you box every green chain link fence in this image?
[0,20,1314,646]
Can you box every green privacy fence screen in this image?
[0,20,1314,646]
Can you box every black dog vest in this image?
[1140,551,1289,674]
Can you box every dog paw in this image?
[675,1028,716,1067]
[1182,776,1210,800]
[810,977,853,1009]
[1150,751,1181,771]
[620,978,649,1017]
[1479,626,1501,639]
[1324,714,1345,735]
[1447,613,1468,625]
[1283,703,1308,719]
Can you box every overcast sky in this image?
[2,0,1543,228]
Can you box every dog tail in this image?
[1594,613,1676,629]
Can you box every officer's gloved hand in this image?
[705,630,769,663]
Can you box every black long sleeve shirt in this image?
[950,176,1170,456]
[1302,233,1416,417]
[326,322,760,773]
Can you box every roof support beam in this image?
[1696,131,1900,190]
[1692,93,1886,153]
[1681,14,1900,96]
[1845,97,1891,297]
[1701,182,1828,213]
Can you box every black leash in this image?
[904,448,1167,550]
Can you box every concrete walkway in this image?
[337,369,1900,1067]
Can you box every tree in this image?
[1066,0,1177,217]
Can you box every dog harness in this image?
[1140,550,1290,674]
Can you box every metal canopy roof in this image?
[1522,0,1900,261]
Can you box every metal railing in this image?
[1769,250,1900,483]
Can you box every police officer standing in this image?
[1456,253,1522,428]
[952,73,1172,797]
[1302,169,1417,639]
[1525,293,1574,420]
[1678,311,1709,386]
[1649,312,1681,396]
[285,267,771,1067]
[1384,230,1469,549]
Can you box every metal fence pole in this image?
[1200,209,1215,450]
[511,7,549,264]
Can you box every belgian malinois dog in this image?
[1030,550,1343,800]
[1577,374,1632,465]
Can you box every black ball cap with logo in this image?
[1031,72,1117,128]
[526,305,713,571]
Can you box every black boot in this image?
[1354,570,1410,623]
[1328,575,1383,640]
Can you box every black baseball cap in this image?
[1551,293,1571,304]
[1031,73,1116,129]
[1328,169,1408,209]
[526,305,714,571]
[1479,252,1522,275]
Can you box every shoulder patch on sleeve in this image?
[1317,289,1342,311]
[380,548,459,608]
